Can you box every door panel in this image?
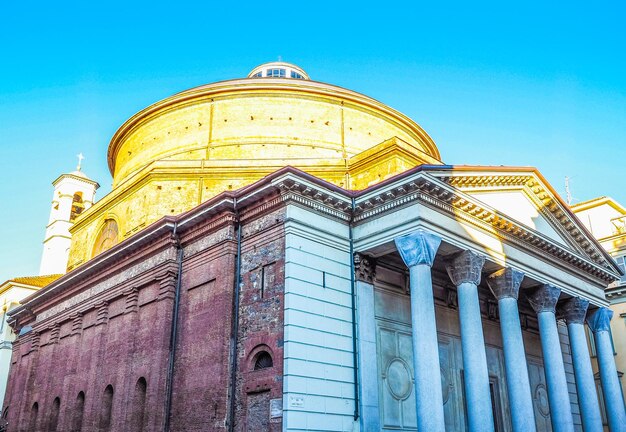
[528,359,553,432]
[377,325,417,430]
[373,287,543,431]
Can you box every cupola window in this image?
[266,68,286,78]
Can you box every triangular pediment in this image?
[466,190,571,248]
[430,167,620,274]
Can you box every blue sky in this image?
[1,1,625,281]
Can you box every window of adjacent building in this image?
[266,68,286,77]
[614,255,626,282]
[131,378,147,431]
[615,255,626,272]
[92,219,119,257]
[99,385,114,431]
[253,72,262,77]
[49,397,60,431]
[72,392,85,431]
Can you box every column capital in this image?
[527,284,561,314]
[586,307,613,333]
[445,250,485,286]
[354,253,376,283]
[486,267,524,300]
[558,297,589,325]
[394,230,441,268]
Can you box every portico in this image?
[351,167,625,431]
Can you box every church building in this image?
[2,62,625,431]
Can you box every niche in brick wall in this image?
[243,344,283,428]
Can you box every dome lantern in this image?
[247,62,310,80]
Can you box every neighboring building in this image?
[2,63,626,432]
[0,160,96,423]
[572,197,626,414]
[0,276,60,406]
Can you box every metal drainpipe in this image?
[228,200,242,432]
[164,222,184,431]
[349,197,359,421]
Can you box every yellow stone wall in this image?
[67,78,442,269]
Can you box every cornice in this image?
[435,172,608,266]
[352,173,618,284]
[273,178,352,222]
[52,172,100,188]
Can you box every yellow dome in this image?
[107,75,440,187]
[68,65,442,270]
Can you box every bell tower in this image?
[39,154,99,275]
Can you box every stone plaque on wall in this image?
[270,398,283,420]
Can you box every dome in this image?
[68,63,442,270]
[247,62,310,80]
[107,71,441,187]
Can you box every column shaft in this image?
[458,281,495,432]
[498,297,535,432]
[595,330,626,432]
[537,311,575,432]
[409,264,445,432]
[566,322,603,432]
[356,280,381,431]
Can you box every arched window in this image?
[29,402,39,431]
[49,397,60,431]
[72,391,85,431]
[70,192,85,221]
[130,377,147,431]
[92,219,119,257]
[99,385,113,431]
[253,351,273,370]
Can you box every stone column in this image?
[486,268,535,432]
[394,230,445,432]
[587,307,626,432]
[559,298,603,432]
[527,285,574,432]
[446,250,494,432]
[354,253,381,431]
